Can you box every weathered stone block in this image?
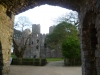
[0,4,14,75]
[95,14,100,29]
[97,37,100,44]
[95,50,100,57]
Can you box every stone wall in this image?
[95,13,100,75]
[78,0,100,75]
[24,24,41,58]
[0,4,14,75]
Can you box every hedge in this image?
[11,58,47,66]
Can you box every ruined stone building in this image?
[14,26,48,58]
[23,24,48,58]
[40,34,46,58]
[23,25,62,58]
[49,25,55,33]
[1,0,100,75]
[23,24,41,58]
[13,24,44,58]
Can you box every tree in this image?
[13,16,32,58]
[45,21,78,57]
[62,36,80,59]
[13,29,31,58]
[46,21,78,49]
[61,36,81,65]
[53,11,79,27]
[14,16,32,31]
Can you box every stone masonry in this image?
[0,4,14,75]
[23,25,62,58]
[24,24,41,58]
[23,24,48,58]
[49,25,55,34]
[1,0,100,75]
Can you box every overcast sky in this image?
[15,4,75,34]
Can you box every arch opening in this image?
[13,4,78,58]
[12,3,81,75]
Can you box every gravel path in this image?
[10,61,82,75]
[46,61,64,66]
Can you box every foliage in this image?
[13,34,30,58]
[46,21,78,49]
[11,58,47,66]
[61,36,81,59]
[11,53,17,58]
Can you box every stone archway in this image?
[0,0,100,75]
[0,4,14,75]
[81,11,97,75]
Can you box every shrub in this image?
[33,58,40,66]
[41,59,47,66]
[11,58,21,65]
[11,58,47,66]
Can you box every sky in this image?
[15,4,75,34]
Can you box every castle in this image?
[23,24,62,58]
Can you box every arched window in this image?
[36,45,39,49]
[32,41,33,44]
[37,39,39,43]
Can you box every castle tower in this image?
[40,34,46,58]
[32,24,41,58]
[32,24,40,34]
[49,25,55,34]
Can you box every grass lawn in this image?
[11,54,17,58]
[11,54,64,62]
[46,58,64,62]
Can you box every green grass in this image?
[11,54,17,58]
[46,58,64,62]
[11,54,63,62]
